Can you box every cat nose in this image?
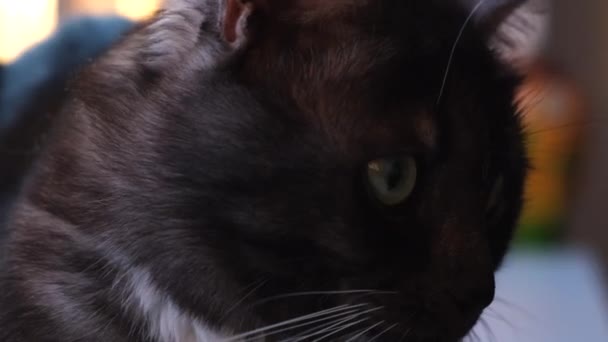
[455,275,496,314]
[473,284,495,312]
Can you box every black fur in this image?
[0,1,531,341]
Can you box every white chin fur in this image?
[126,268,231,342]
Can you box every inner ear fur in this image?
[222,0,257,46]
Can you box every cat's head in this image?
[72,0,546,340]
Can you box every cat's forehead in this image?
[306,98,441,161]
[300,54,511,164]
[233,0,522,158]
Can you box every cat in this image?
[0,0,545,341]
[0,15,134,228]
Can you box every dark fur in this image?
[0,16,134,229]
[0,1,529,341]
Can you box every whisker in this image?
[340,328,366,342]
[367,323,398,342]
[479,317,497,342]
[399,327,413,342]
[285,315,369,342]
[468,328,481,342]
[286,306,384,342]
[220,279,268,323]
[282,316,360,342]
[310,318,370,342]
[221,304,365,341]
[437,0,488,106]
[281,313,366,342]
[344,321,385,342]
[485,307,518,332]
[493,296,536,321]
[249,290,396,308]
[240,305,372,341]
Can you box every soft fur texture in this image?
[0,15,133,233]
[0,0,544,341]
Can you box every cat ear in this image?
[465,0,550,71]
[221,0,258,46]
[140,0,261,70]
[160,0,259,47]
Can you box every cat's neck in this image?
[122,267,230,342]
[4,204,231,342]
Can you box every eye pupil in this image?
[386,161,402,190]
[366,156,417,206]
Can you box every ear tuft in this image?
[490,0,550,71]
[466,0,550,71]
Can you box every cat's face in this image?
[66,0,538,341]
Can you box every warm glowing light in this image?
[66,1,115,14]
[0,0,58,62]
[115,0,161,20]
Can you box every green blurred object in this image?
[514,62,585,245]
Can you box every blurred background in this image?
[0,0,159,63]
[0,0,607,341]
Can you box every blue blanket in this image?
[0,15,133,132]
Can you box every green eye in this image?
[366,156,417,206]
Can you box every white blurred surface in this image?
[472,247,608,342]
